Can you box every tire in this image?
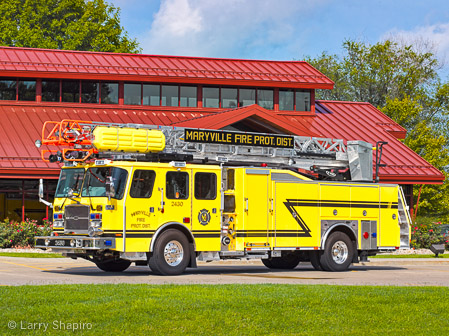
[319,232,353,272]
[95,259,131,272]
[309,251,322,271]
[261,253,301,269]
[148,229,190,275]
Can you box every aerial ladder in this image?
[36,119,374,182]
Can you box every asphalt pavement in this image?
[1,257,448,286]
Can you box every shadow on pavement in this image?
[41,263,406,277]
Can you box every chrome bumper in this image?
[35,236,116,251]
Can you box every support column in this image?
[21,180,25,222]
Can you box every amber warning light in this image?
[184,129,294,149]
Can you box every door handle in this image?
[158,187,164,212]
[245,197,248,212]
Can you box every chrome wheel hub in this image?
[164,240,184,267]
[331,241,348,264]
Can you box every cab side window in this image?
[195,173,217,200]
[166,172,189,199]
[130,170,156,198]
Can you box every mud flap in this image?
[188,243,197,268]
[352,241,359,263]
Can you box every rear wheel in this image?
[95,259,131,272]
[319,232,353,272]
[262,253,301,269]
[148,229,190,275]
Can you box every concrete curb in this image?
[361,258,449,266]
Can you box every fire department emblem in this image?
[198,209,211,226]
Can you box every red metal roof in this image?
[0,103,205,178]
[0,101,442,184]
[173,102,443,184]
[286,101,443,183]
[0,46,334,89]
[172,104,317,137]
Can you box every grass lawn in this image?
[0,284,448,335]
[0,252,64,258]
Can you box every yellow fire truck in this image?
[35,120,410,275]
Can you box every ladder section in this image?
[398,187,411,248]
[36,119,373,181]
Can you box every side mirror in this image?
[67,188,79,198]
[105,176,115,201]
[38,179,53,208]
[38,179,44,199]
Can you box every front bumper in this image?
[35,236,116,251]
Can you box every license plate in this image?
[54,240,66,246]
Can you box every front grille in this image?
[65,204,89,231]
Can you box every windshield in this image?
[82,167,128,199]
[55,168,85,198]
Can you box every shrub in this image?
[0,218,53,248]
[410,221,448,250]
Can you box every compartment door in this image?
[243,169,270,248]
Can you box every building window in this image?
[124,83,141,105]
[279,89,294,111]
[296,90,311,111]
[222,88,238,109]
[81,81,99,104]
[161,85,178,107]
[62,80,80,103]
[203,87,219,108]
[195,173,217,200]
[0,79,16,100]
[18,80,36,101]
[239,88,255,107]
[143,84,160,106]
[101,82,118,104]
[180,86,197,107]
[42,80,60,102]
[257,89,273,110]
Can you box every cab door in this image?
[191,169,221,251]
[158,167,192,230]
[125,168,160,251]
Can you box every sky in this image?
[110,0,449,75]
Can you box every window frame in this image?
[202,86,220,108]
[194,172,217,200]
[0,78,18,101]
[130,169,156,199]
[166,171,189,200]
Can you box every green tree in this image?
[307,40,449,217]
[0,0,140,53]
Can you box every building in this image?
[0,46,444,222]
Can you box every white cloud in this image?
[382,23,449,68]
[140,0,327,59]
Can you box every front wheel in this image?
[95,259,131,272]
[148,229,190,275]
[262,253,301,269]
[319,232,353,272]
